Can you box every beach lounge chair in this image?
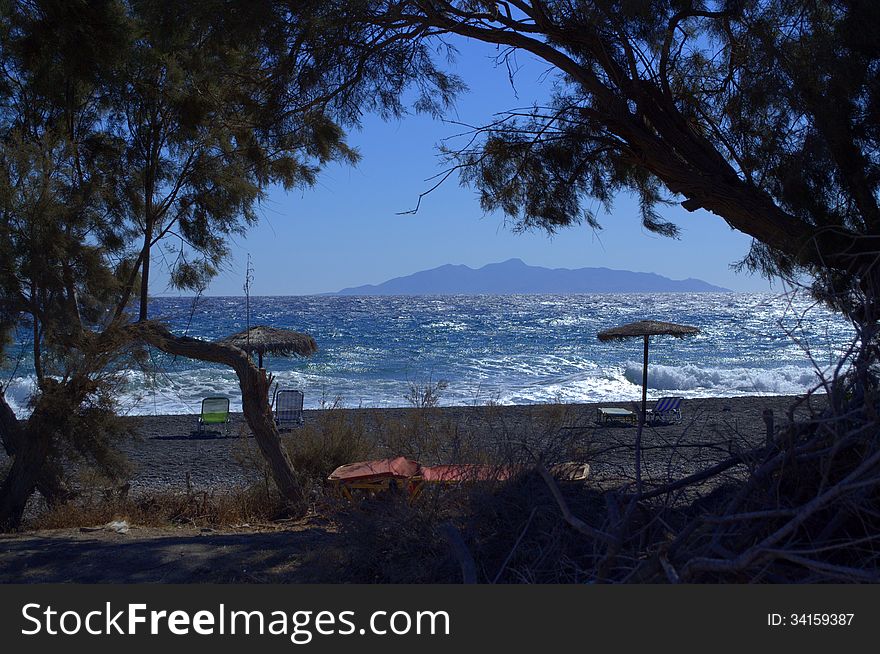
[198,396,230,434]
[596,406,636,423]
[646,396,684,423]
[274,389,304,429]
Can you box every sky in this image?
[154,38,775,297]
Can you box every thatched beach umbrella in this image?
[598,320,699,423]
[219,325,317,369]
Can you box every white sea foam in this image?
[422,321,469,331]
[3,361,830,418]
[623,361,826,395]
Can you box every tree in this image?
[0,0,460,528]
[352,1,880,321]
[0,0,137,526]
[111,1,363,321]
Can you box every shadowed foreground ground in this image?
[0,525,336,583]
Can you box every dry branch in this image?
[441,522,477,584]
[536,463,616,546]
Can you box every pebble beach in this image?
[109,394,825,494]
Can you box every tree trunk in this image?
[0,382,76,530]
[0,389,43,529]
[0,389,20,457]
[0,423,51,530]
[0,435,73,530]
[135,322,304,509]
[138,232,152,322]
[0,390,77,526]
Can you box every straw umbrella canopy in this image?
[219,325,317,369]
[597,320,699,423]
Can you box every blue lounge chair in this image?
[274,389,304,429]
[198,396,230,434]
[646,396,684,423]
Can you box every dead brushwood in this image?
[27,483,289,530]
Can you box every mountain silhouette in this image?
[335,259,731,295]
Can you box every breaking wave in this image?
[623,362,825,396]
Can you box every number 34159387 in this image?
[768,613,854,626]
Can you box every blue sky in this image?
[156,38,775,297]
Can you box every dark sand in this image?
[0,394,827,582]
[114,394,823,493]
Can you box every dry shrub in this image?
[283,409,379,499]
[325,401,601,583]
[328,384,880,583]
[662,396,880,582]
[331,488,462,583]
[463,472,607,583]
[329,465,609,584]
[376,409,483,463]
[28,484,288,530]
[472,393,880,583]
[404,377,448,409]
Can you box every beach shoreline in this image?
[0,393,827,497]
[108,393,823,494]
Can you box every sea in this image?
[0,292,856,417]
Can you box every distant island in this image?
[334,258,731,295]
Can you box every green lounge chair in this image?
[198,396,230,434]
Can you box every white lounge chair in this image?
[596,406,636,423]
[274,389,304,429]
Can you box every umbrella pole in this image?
[641,335,649,423]
[258,352,263,369]
[635,334,649,495]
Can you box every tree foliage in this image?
[112,0,367,319]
